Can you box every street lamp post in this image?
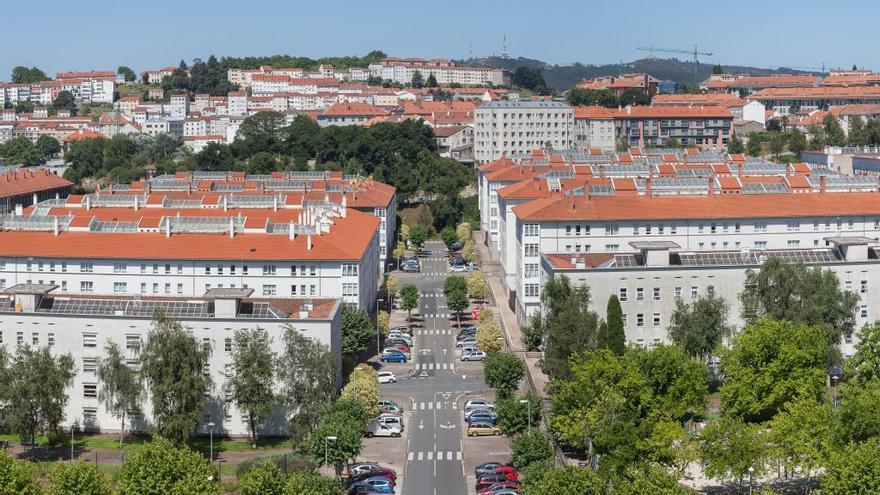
[519,399,531,432]
[70,423,75,463]
[748,466,754,495]
[324,436,338,470]
[206,422,216,463]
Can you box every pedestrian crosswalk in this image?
[407,451,462,462]
[412,328,453,335]
[414,401,457,410]
[414,362,451,370]
[418,313,449,319]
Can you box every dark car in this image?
[449,241,464,252]
[347,470,396,486]
[449,256,466,267]
[379,350,408,363]
[467,413,498,425]
[476,475,520,491]
[400,262,420,273]
[477,482,522,495]
[348,484,392,494]
[475,462,505,477]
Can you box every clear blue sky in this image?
[3,0,876,78]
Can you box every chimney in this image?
[288,222,296,240]
[645,177,652,196]
[53,216,59,236]
[222,196,228,211]
[85,196,91,210]
[708,177,715,196]
[14,204,22,216]
[145,180,151,194]
[165,218,171,237]
[737,162,743,177]
[307,232,313,250]
[273,195,278,211]
[134,196,140,211]
[229,217,235,238]
[820,175,827,193]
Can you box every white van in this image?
[366,420,402,438]
[374,414,404,430]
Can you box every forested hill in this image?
[464,56,819,90]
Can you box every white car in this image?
[365,421,402,438]
[378,372,397,384]
[461,351,487,362]
[456,339,476,348]
[465,399,492,410]
[450,264,468,273]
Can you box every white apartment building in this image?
[0,285,342,437]
[369,59,510,86]
[573,107,618,152]
[474,101,574,163]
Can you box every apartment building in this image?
[747,87,880,115]
[474,101,574,162]
[369,58,510,86]
[652,93,766,125]
[576,73,661,96]
[615,106,733,149]
[0,168,73,214]
[0,285,342,437]
[702,73,820,96]
[573,106,618,152]
[317,102,386,127]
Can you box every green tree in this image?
[699,416,768,490]
[446,285,470,329]
[788,129,807,157]
[462,239,477,263]
[0,136,44,166]
[476,320,503,354]
[668,286,732,360]
[340,305,375,356]
[411,70,424,88]
[521,465,602,495]
[35,134,61,160]
[64,137,106,182]
[117,66,137,82]
[11,66,49,84]
[399,284,420,326]
[597,295,625,355]
[47,460,112,495]
[496,393,541,435]
[5,344,75,447]
[284,470,344,495]
[118,438,219,495]
[821,440,880,495]
[140,313,212,446]
[0,449,41,495]
[823,114,846,146]
[441,226,458,249]
[308,399,365,471]
[340,366,379,420]
[456,222,472,243]
[276,326,337,447]
[512,67,549,94]
[614,467,696,495]
[409,224,428,251]
[536,275,599,381]
[728,133,745,154]
[425,73,438,88]
[391,241,406,270]
[844,321,880,384]
[97,342,143,448]
[234,111,287,157]
[808,123,826,150]
[834,381,880,444]
[385,273,399,310]
[521,313,544,351]
[712,64,724,74]
[746,132,762,156]
[226,328,276,448]
[719,318,828,422]
[484,352,525,398]
[52,90,77,116]
[767,397,832,486]
[740,258,858,357]
[467,271,489,301]
[769,132,786,157]
[511,429,555,470]
[376,310,389,337]
[848,117,868,146]
[14,100,35,114]
[238,462,286,495]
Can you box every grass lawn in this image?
[0,433,291,454]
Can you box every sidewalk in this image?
[473,231,550,399]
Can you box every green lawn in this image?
[0,433,290,454]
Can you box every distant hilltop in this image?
[462,56,820,90]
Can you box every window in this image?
[140,283,146,294]
[754,241,767,248]
[218,265,224,275]
[653,287,660,301]
[177,283,183,295]
[164,283,171,294]
[82,357,98,374]
[177,264,183,274]
[291,285,298,295]
[606,244,619,251]
[309,285,316,297]
[653,312,661,327]
[205,265,211,275]
[113,282,127,293]
[342,283,358,297]
[262,284,277,296]
[140,263,147,274]
[604,224,619,235]
[17,331,23,346]
[262,264,276,276]
[735,223,741,233]
[524,244,539,257]
[80,281,94,292]
[342,263,358,276]
[82,333,97,348]
[635,287,644,301]
[674,287,682,300]
[83,383,98,398]
[47,333,54,347]
[524,223,539,236]
[61,262,66,272]
[61,281,66,292]
[152,264,158,274]
[861,280,868,294]
[32,332,38,346]
[845,280,853,292]
[242,265,248,275]
[691,286,698,299]
[126,335,141,352]
[861,305,868,319]
[80,262,93,273]
[636,314,644,327]
[310,266,316,277]
[83,407,98,423]
[49,262,55,272]
[754,222,767,233]
[524,263,540,278]
[26,260,32,272]
[113,262,126,273]
[619,288,628,301]
[224,338,232,352]
[152,283,159,294]
[787,240,800,247]
[524,283,540,298]
[164,264,171,274]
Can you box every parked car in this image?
[349,463,396,480]
[457,329,477,339]
[465,399,493,410]
[468,422,502,436]
[450,264,468,272]
[379,350,408,363]
[401,262,420,273]
[462,351,487,362]
[379,404,403,416]
[476,475,519,491]
[348,482,394,494]
[386,331,412,341]
[389,326,410,334]
[365,421,401,438]
[450,256,466,267]
[348,471,396,487]
[378,372,397,384]
[449,241,464,252]
[387,344,411,354]
[464,407,496,420]
[475,462,507,478]
[460,345,478,355]
[478,482,521,495]
[467,413,498,425]
[456,339,476,348]
[386,336,413,346]
[386,338,412,347]
[373,414,403,430]
[377,400,402,411]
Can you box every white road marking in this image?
[436,401,442,409]
[456,451,462,460]
[447,451,453,461]
[418,452,424,461]
[436,451,443,460]
[427,451,433,460]
[408,452,414,461]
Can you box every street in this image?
[378,241,499,495]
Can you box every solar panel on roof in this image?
[0,214,73,232]
[589,184,614,196]
[742,182,789,194]
[91,221,139,233]
[212,184,243,192]
[160,216,245,234]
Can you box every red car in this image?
[476,475,520,491]
[389,343,411,354]
[478,482,522,495]
[492,466,519,481]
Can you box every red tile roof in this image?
[0,169,72,199]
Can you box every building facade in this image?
[474,101,574,163]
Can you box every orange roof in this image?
[573,106,619,119]
[652,93,746,107]
[0,169,72,199]
[749,86,880,100]
[617,106,733,119]
[322,102,386,117]
[63,130,105,142]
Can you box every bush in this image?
[118,438,219,495]
[484,352,526,398]
[47,460,112,495]
[236,453,315,479]
[496,393,542,436]
[511,430,554,470]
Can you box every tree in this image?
[385,273,399,310]
[341,305,375,356]
[521,313,544,352]
[14,100,34,114]
[719,319,828,422]
[284,470,344,495]
[712,64,724,74]
[597,295,625,355]
[11,66,49,84]
[769,132,786,157]
[47,460,112,495]
[97,342,143,448]
[536,275,599,381]
[340,365,380,420]
[614,467,697,495]
[117,66,136,82]
[447,285,470,329]
[728,133,745,154]
[767,397,832,487]
[834,381,880,444]
[35,134,61,160]
[409,224,428,251]
[823,114,846,146]
[821,440,880,495]
[52,90,77,116]
[845,321,880,384]
[848,116,868,146]
[400,224,411,244]
[0,450,41,495]
[376,310,390,337]
[462,239,477,263]
[308,399,365,471]
[5,344,75,446]
[740,258,858,357]
[235,111,287,157]
[788,129,807,157]
[226,328,276,448]
[276,326,337,447]
[399,284,420,326]
[117,438,219,495]
[521,465,602,495]
[456,222,472,243]
[411,70,424,88]
[0,136,44,166]
[441,226,458,249]
[238,462,286,495]
[139,314,211,446]
[699,416,768,490]
[746,132,762,156]
[425,73,438,88]
[511,429,555,470]
[467,272,489,301]
[391,241,406,269]
[512,67,548,94]
[484,352,526,398]
[808,123,827,150]
[476,320,503,354]
[496,393,541,435]
[668,286,732,360]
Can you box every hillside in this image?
[464,56,820,90]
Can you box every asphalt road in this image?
[382,241,485,495]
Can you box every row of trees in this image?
[63,133,188,184]
[0,135,61,166]
[566,87,652,108]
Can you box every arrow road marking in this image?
[418,420,424,430]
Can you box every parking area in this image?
[456,392,513,495]
[356,392,412,491]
